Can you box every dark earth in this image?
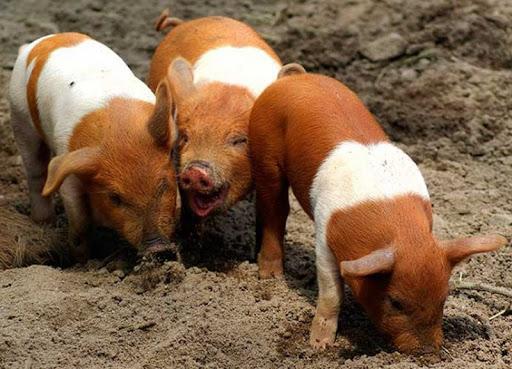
[0,0,511,368]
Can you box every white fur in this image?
[192,46,281,97]
[309,141,430,304]
[9,35,155,155]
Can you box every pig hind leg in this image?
[254,163,289,279]
[310,240,343,349]
[10,107,54,223]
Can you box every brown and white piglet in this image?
[148,11,282,219]
[9,33,178,261]
[249,72,507,353]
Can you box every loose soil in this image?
[0,0,511,368]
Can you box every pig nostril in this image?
[182,177,191,186]
[200,179,210,188]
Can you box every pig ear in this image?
[168,58,196,106]
[340,248,395,278]
[278,63,306,79]
[42,147,100,196]
[441,234,507,266]
[148,78,177,148]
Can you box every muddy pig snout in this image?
[180,161,215,192]
[140,234,172,255]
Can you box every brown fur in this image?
[176,83,254,212]
[26,33,90,141]
[328,196,446,352]
[249,73,506,353]
[60,96,178,250]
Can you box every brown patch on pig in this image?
[44,94,178,253]
[327,195,448,353]
[37,90,177,252]
[176,83,254,217]
[147,16,281,90]
[26,33,90,141]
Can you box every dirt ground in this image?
[1,0,512,368]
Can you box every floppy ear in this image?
[340,248,395,278]
[42,147,100,196]
[441,234,507,266]
[278,63,306,79]
[168,58,196,106]
[148,78,177,148]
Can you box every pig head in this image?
[168,59,254,218]
[41,78,178,255]
[339,233,506,353]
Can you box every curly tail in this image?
[155,8,184,33]
[0,207,68,270]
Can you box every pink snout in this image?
[180,165,214,192]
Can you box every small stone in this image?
[112,269,125,279]
[400,68,418,81]
[7,155,22,166]
[360,33,408,61]
[488,213,512,228]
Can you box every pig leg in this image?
[59,176,91,263]
[310,240,343,349]
[255,172,289,279]
[10,108,54,223]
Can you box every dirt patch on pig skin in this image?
[1,0,512,368]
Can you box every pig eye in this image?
[179,132,189,147]
[389,296,405,312]
[109,193,124,207]
[229,135,248,147]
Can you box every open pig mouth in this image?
[188,185,229,218]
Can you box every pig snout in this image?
[179,160,229,218]
[140,234,172,255]
[180,161,215,192]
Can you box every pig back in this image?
[250,73,387,216]
[148,16,281,92]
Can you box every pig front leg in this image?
[59,176,91,263]
[310,241,343,349]
[255,174,290,279]
[10,108,54,223]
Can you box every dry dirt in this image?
[1,0,512,368]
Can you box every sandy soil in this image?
[0,0,511,368]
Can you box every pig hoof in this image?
[309,316,337,350]
[258,258,284,279]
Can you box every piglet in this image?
[148,11,282,219]
[249,71,507,353]
[9,33,178,261]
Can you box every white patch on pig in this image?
[192,46,281,98]
[310,141,430,279]
[9,35,155,155]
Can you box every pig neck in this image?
[69,97,155,151]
